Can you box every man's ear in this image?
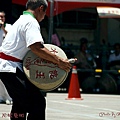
[39,5,44,11]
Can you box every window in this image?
[54,9,98,29]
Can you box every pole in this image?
[48,0,54,44]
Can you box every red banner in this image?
[12,0,120,16]
[12,0,27,6]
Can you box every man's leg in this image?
[0,69,46,120]
[0,72,27,120]
[25,79,46,120]
[15,68,46,120]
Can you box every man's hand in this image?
[0,20,7,35]
[57,58,72,72]
[0,20,4,28]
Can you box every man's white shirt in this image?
[108,53,120,63]
[0,13,44,73]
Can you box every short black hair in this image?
[26,0,48,11]
[0,11,5,16]
[114,43,120,49]
[80,37,88,44]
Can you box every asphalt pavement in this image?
[0,93,120,120]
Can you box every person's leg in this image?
[0,80,6,103]
[0,80,12,104]
[0,72,27,120]
[25,78,46,120]
[16,68,46,120]
[0,68,46,120]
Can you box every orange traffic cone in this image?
[66,65,83,100]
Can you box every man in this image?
[75,38,96,69]
[0,11,11,45]
[108,43,120,63]
[75,38,96,91]
[108,43,120,72]
[0,11,12,105]
[0,0,72,120]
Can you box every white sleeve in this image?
[24,21,44,47]
[108,55,113,63]
[5,24,12,32]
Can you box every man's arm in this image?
[29,42,72,72]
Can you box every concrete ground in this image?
[0,93,120,120]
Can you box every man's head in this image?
[0,11,5,23]
[80,43,87,52]
[80,38,88,52]
[114,43,120,56]
[26,0,48,22]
